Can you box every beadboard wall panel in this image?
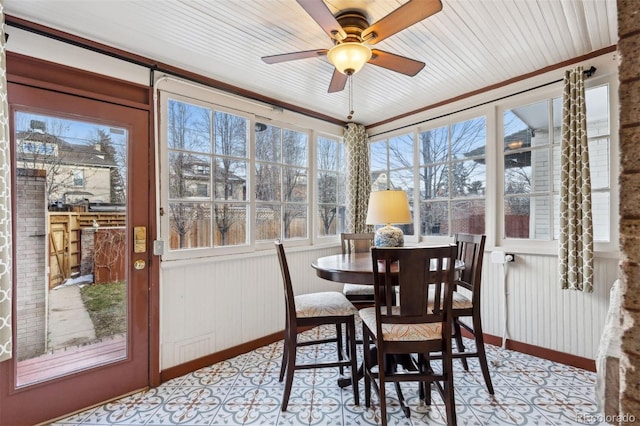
[160,246,341,369]
[161,248,617,370]
[480,254,618,360]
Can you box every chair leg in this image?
[377,344,388,426]
[363,328,372,408]
[279,332,289,382]
[473,315,494,395]
[336,323,344,375]
[442,350,457,426]
[281,336,297,411]
[347,317,360,405]
[395,382,411,418]
[418,353,432,406]
[453,319,469,371]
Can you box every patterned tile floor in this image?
[52,325,605,425]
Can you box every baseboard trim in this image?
[161,328,596,383]
[463,329,596,372]
[160,331,284,382]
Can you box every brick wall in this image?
[617,0,640,419]
[80,228,95,276]
[14,169,47,361]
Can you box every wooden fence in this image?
[48,212,125,288]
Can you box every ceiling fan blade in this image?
[328,69,348,93]
[368,49,425,76]
[297,0,347,41]
[262,49,328,64]
[362,0,442,45]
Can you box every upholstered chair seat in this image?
[342,283,374,296]
[295,291,358,318]
[359,306,444,341]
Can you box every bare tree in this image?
[317,139,339,235]
[416,119,486,234]
[15,116,101,206]
[255,125,281,202]
[254,125,308,239]
[167,100,205,248]
[503,116,534,218]
[91,129,126,204]
[211,111,247,245]
[281,130,307,238]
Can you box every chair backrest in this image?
[371,245,458,328]
[454,233,486,303]
[275,240,297,326]
[341,232,375,255]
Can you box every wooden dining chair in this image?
[360,245,458,426]
[274,240,359,411]
[340,232,375,308]
[451,233,493,394]
[428,233,493,395]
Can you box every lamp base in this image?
[374,225,405,247]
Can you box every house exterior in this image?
[15,120,118,209]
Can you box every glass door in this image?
[0,82,151,425]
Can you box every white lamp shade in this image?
[327,42,372,75]
[365,190,412,225]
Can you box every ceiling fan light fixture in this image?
[327,42,372,75]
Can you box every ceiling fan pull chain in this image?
[347,74,354,121]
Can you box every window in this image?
[418,117,487,237]
[71,169,84,187]
[316,136,345,237]
[502,84,611,242]
[255,124,309,241]
[20,141,56,156]
[160,84,333,258]
[166,98,249,250]
[370,133,415,236]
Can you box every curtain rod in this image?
[368,66,597,138]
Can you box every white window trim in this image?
[154,76,344,261]
[367,73,618,257]
[313,131,345,245]
[495,74,619,257]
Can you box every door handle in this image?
[134,259,146,270]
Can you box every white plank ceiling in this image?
[3,0,617,126]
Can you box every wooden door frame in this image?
[0,53,160,423]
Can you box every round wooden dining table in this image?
[311,251,463,284]
[312,252,388,284]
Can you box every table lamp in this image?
[365,190,412,247]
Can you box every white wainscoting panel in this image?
[480,254,618,360]
[161,248,617,369]
[160,246,341,369]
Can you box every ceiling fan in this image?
[261,0,443,93]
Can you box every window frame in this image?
[314,132,346,243]
[415,115,488,240]
[156,65,618,261]
[368,130,417,240]
[160,92,253,258]
[495,75,618,255]
[157,80,343,261]
[254,121,311,247]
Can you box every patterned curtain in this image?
[0,5,13,361]
[559,66,593,292]
[344,123,370,233]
